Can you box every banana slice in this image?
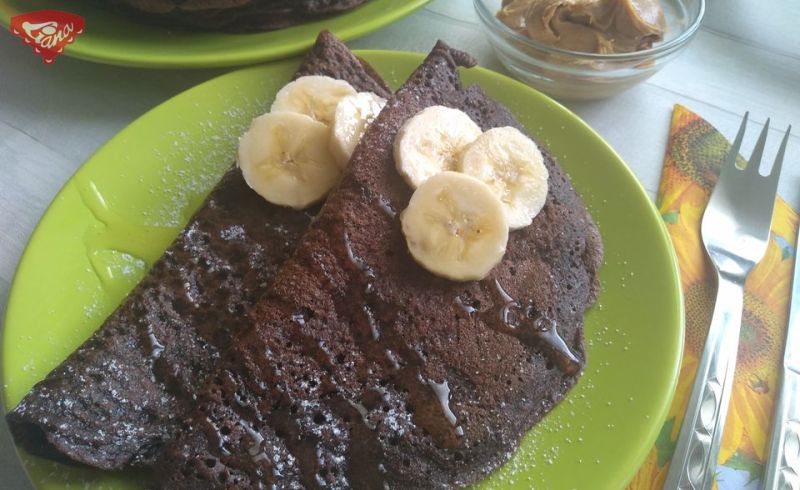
[400,171,509,281]
[238,112,340,210]
[394,106,482,189]
[459,126,549,229]
[330,92,387,168]
[270,75,357,126]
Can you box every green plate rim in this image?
[1,50,685,488]
[0,1,431,68]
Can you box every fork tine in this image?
[746,117,771,174]
[767,125,792,181]
[725,112,748,171]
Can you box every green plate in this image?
[2,51,683,489]
[0,0,429,68]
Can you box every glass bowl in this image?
[474,0,705,100]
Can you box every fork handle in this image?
[664,274,743,490]
[762,366,800,490]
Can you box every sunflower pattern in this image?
[628,105,799,490]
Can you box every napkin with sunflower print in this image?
[628,105,799,490]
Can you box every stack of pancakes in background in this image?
[102,0,371,31]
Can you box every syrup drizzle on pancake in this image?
[488,280,582,376]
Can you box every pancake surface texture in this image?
[5,31,391,471]
[158,41,603,488]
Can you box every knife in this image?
[763,220,800,490]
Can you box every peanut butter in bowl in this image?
[473,0,704,100]
[497,0,668,55]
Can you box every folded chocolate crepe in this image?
[100,0,370,32]
[5,31,391,471]
[157,42,603,488]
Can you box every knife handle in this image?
[763,367,800,490]
[664,275,743,490]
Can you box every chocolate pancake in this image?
[5,31,391,471]
[99,0,370,32]
[157,42,602,488]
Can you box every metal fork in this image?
[664,113,792,490]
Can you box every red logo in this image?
[10,11,85,64]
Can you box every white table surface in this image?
[1,0,798,487]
